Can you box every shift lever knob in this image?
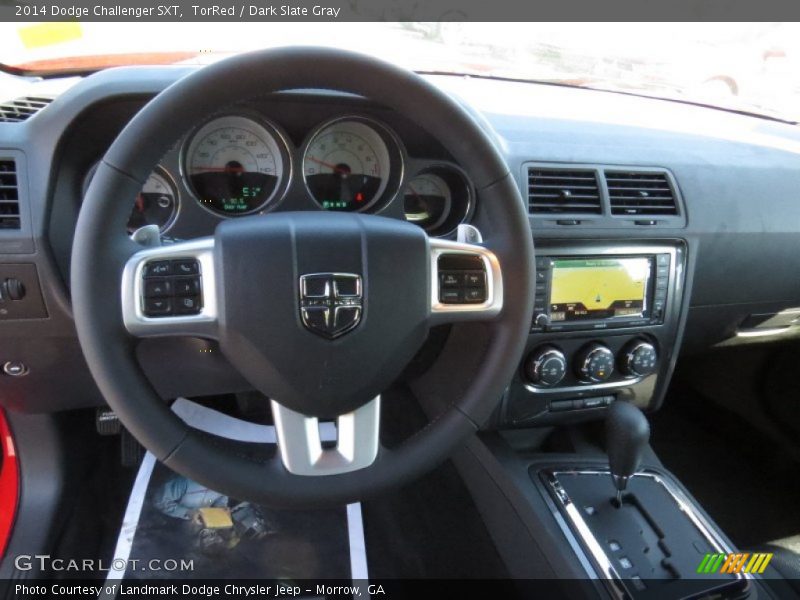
[605,401,650,503]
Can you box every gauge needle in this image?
[307,156,350,175]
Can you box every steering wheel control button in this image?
[440,288,463,303]
[174,295,202,315]
[575,343,615,383]
[144,297,172,316]
[437,254,488,305]
[299,273,363,339]
[173,259,199,275]
[464,271,486,287]
[2,361,29,377]
[143,260,171,277]
[525,346,567,387]
[140,258,202,318]
[173,277,200,296]
[464,287,487,303]
[144,279,171,298]
[440,272,463,287]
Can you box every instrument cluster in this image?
[84,112,474,238]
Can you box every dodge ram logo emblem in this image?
[299,273,362,339]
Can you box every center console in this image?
[500,240,686,427]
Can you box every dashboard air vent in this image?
[0,160,20,229]
[0,96,53,123]
[527,167,601,215]
[606,171,677,216]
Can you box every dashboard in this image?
[3,65,800,419]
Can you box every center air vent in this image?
[527,167,601,215]
[606,171,678,216]
[0,160,20,229]
[0,97,53,123]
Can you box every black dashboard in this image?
[3,65,800,418]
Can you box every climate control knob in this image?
[619,340,658,377]
[525,346,567,387]
[575,343,615,383]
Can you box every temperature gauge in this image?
[127,169,178,233]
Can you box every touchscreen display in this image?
[549,257,652,322]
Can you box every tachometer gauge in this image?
[403,173,451,231]
[303,119,392,211]
[127,169,178,234]
[185,115,288,216]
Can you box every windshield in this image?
[2,22,799,123]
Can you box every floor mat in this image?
[650,384,800,549]
[107,399,366,584]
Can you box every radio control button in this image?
[534,313,550,329]
[536,257,552,270]
[575,343,615,383]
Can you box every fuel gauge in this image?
[402,166,472,236]
[403,173,451,232]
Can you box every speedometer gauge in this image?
[185,115,288,216]
[303,119,392,211]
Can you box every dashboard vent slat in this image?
[606,171,678,216]
[0,96,53,123]
[0,160,20,229]
[527,168,601,215]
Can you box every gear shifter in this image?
[605,401,650,504]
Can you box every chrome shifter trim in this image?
[541,469,748,598]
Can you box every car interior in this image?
[1,28,800,599]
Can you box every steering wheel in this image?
[72,47,534,507]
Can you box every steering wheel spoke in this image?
[429,238,504,325]
[270,396,381,476]
[120,236,219,338]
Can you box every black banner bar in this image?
[3,0,800,22]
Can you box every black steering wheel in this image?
[71,47,534,507]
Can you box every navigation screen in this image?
[549,257,652,322]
